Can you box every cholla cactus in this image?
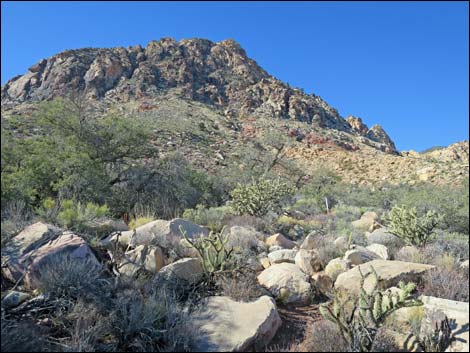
[319,266,422,352]
[387,205,442,247]
[229,177,295,217]
[180,225,234,275]
[419,311,452,352]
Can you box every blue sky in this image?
[1,1,468,151]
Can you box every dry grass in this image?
[292,320,349,352]
[420,266,469,302]
[216,270,266,302]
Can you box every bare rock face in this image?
[366,124,397,153]
[189,295,282,352]
[1,38,361,134]
[346,115,397,154]
[346,116,369,135]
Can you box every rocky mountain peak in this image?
[346,116,397,153]
[2,37,399,153]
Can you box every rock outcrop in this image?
[1,38,399,148]
[334,260,434,296]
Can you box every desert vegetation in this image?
[1,94,469,353]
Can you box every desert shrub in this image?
[225,213,277,234]
[1,319,49,352]
[394,181,469,234]
[432,230,469,261]
[300,168,341,213]
[37,253,105,300]
[229,177,295,217]
[387,205,442,247]
[128,216,154,230]
[287,197,322,217]
[182,204,234,231]
[224,226,266,255]
[276,215,319,240]
[106,287,197,352]
[311,234,345,264]
[332,204,363,223]
[370,328,402,352]
[299,320,349,352]
[1,199,33,246]
[36,197,109,232]
[216,270,266,302]
[420,266,469,302]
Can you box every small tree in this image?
[387,205,442,247]
[229,177,295,217]
[320,266,422,352]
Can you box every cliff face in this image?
[2,37,399,152]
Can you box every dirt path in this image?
[263,304,323,351]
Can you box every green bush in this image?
[128,216,154,230]
[37,198,108,231]
[229,177,295,217]
[387,205,442,247]
[182,204,234,231]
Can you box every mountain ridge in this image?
[1,37,399,154]
[1,37,468,186]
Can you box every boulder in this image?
[21,233,101,289]
[334,236,349,250]
[459,259,469,272]
[324,258,351,282]
[268,245,284,253]
[265,233,296,249]
[311,271,333,296]
[294,249,323,276]
[103,218,209,248]
[2,222,60,263]
[257,263,311,304]
[156,258,203,285]
[189,296,281,351]
[1,291,31,309]
[367,227,403,249]
[366,243,389,260]
[351,211,378,231]
[268,249,297,264]
[300,234,315,250]
[2,222,63,283]
[335,260,434,296]
[118,245,164,276]
[260,257,271,269]
[344,245,381,265]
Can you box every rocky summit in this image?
[1,37,468,187]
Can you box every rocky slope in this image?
[1,37,468,186]
[2,37,397,153]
